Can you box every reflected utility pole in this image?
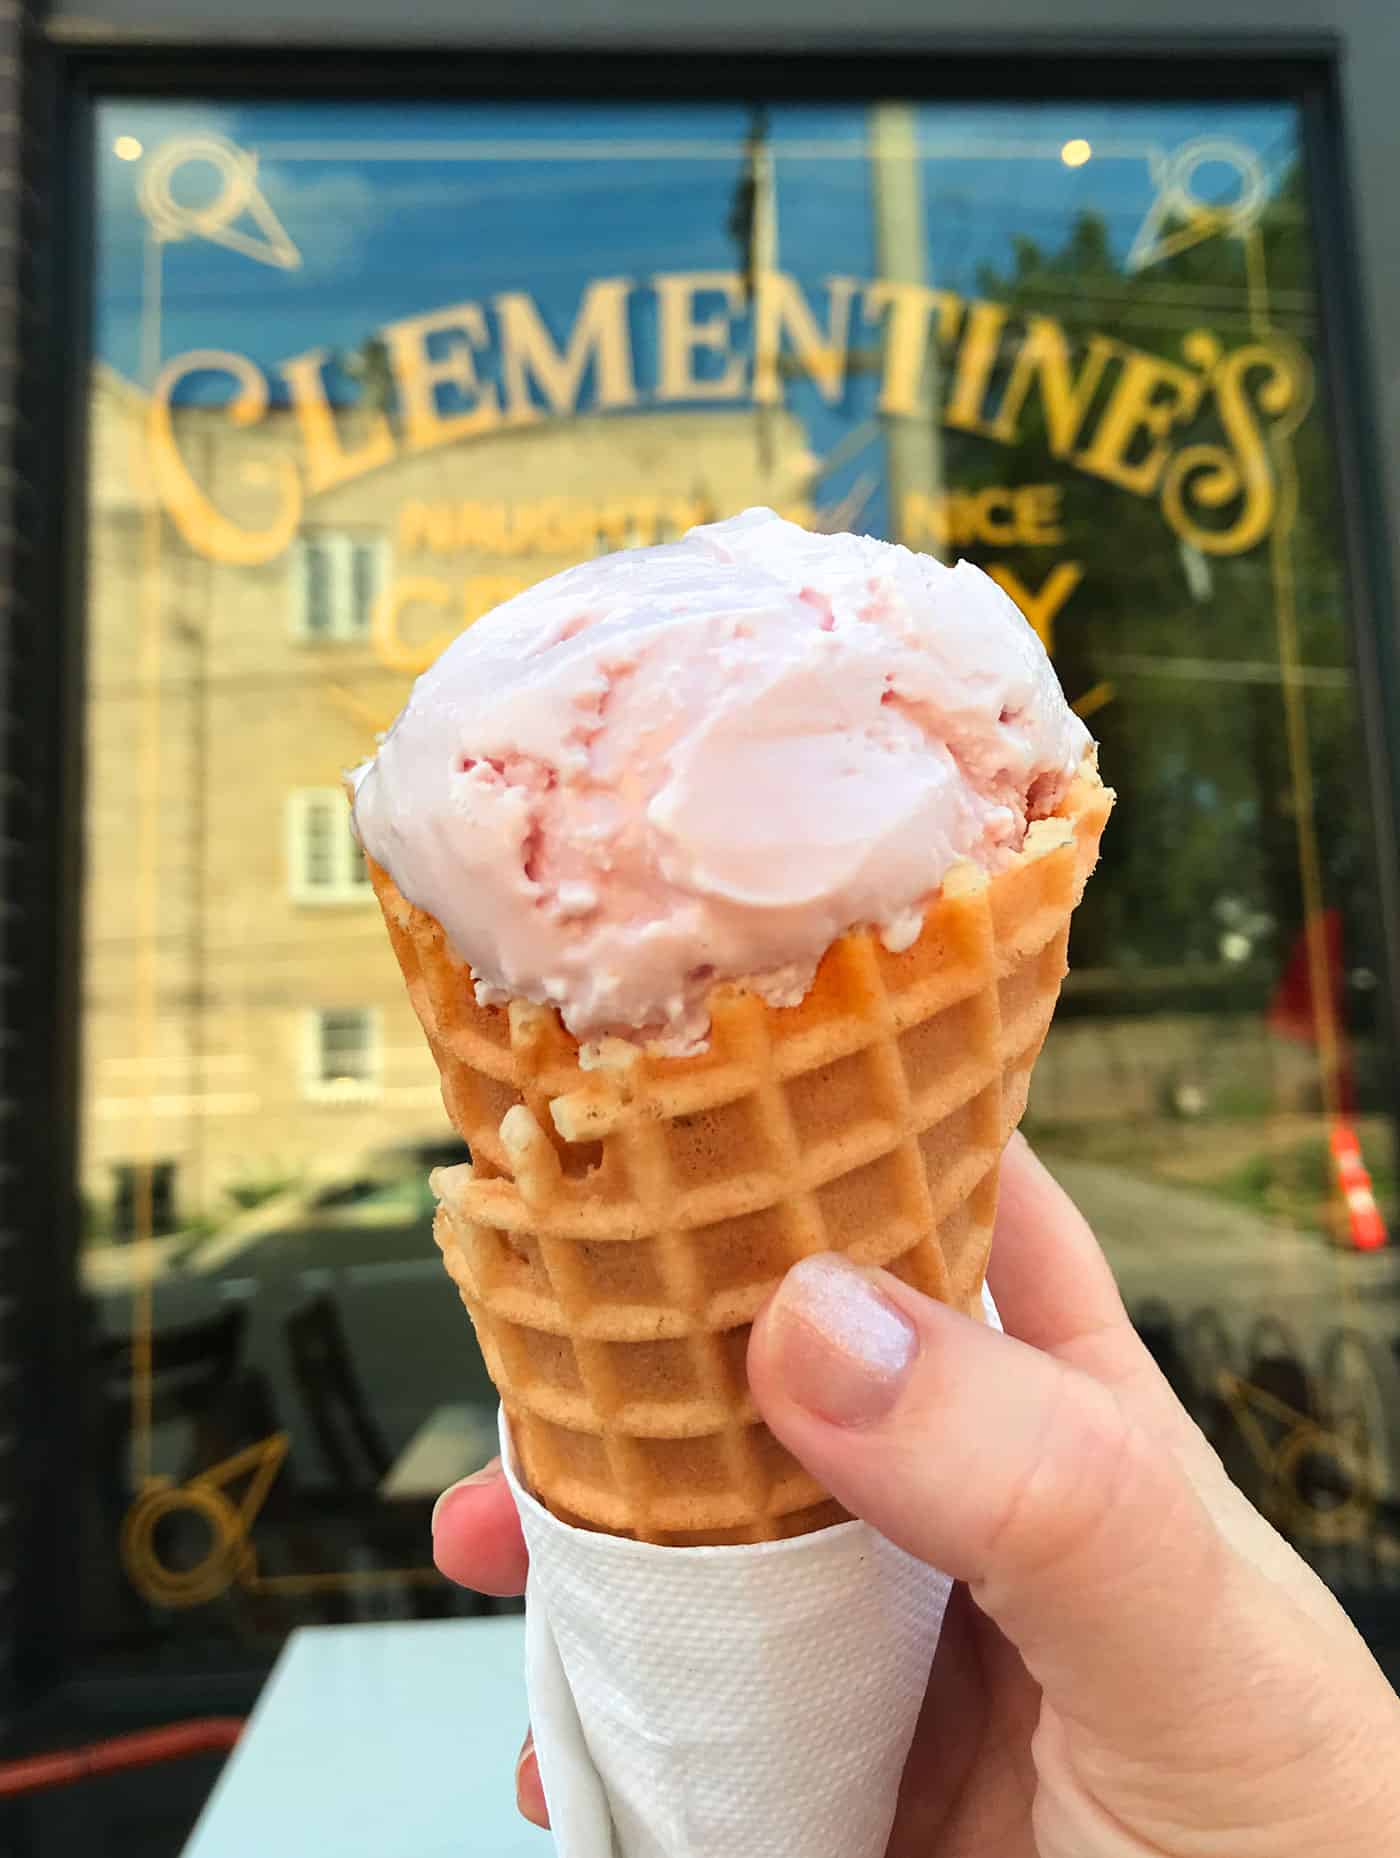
[732,108,780,482]
[869,104,943,551]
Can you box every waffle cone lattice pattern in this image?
[366,764,1110,1545]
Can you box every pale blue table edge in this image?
[182,1617,549,1858]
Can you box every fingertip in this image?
[750,1254,921,1430]
[431,1457,502,1537]
[516,1731,550,1829]
[431,1461,529,1595]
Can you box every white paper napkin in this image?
[498,1286,1002,1858]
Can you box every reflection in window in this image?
[110,1160,179,1239]
[305,1007,380,1100]
[79,91,1399,1684]
[288,788,373,903]
[292,533,387,641]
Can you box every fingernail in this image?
[431,1458,501,1538]
[769,1254,917,1425]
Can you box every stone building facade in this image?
[81,364,815,1229]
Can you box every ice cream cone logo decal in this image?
[138,135,301,271]
[121,1433,290,1608]
[120,1432,446,1607]
[1126,138,1266,274]
[1220,1371,1373,1546]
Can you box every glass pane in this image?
[82,93,1398,1680]
[317,1010,370,1082]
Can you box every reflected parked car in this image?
[86,1139,493,1488]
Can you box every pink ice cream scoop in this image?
[350,507,1092,1052]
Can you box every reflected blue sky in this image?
[92,96,1301,535]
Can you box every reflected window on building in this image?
[305,1007,381,1100]
[288,788,373,903]
[293,532,387,641]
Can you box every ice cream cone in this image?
[365,759,1109,1545]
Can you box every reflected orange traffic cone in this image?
[1330,1123,1387,1251]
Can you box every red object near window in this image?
[1268,909,1356,1115]
[0,1718,243,1798]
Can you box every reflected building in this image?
[83,362,817,1229]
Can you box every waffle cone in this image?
[364,758,1111,1544]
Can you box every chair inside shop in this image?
[96,1304,252,1467]
[284,1292,393,1495]
[85,1302,292,1641]
[281,1291,488,1621]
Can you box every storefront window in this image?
[81,95,1399,1672]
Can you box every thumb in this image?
[747,1252,1229,1742]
